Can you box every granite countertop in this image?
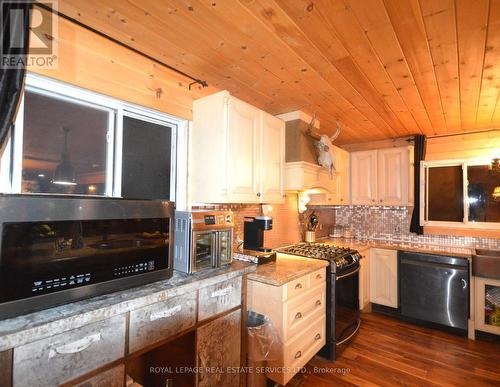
[321,237,474,258]
[0,262,256,352]
[247,255,329,286]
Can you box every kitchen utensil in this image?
[308,212,319,231]
[305,231,316,242]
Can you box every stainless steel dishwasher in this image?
[399,251,469,331]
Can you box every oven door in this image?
[335,266,361,347]
[192,231,217,272]
[217,230,233,267]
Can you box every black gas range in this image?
[279,242,361,361]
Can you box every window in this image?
[121,115,172,200]
[21,90,112,195]
[0,73,183,200]
[422,160,500,229]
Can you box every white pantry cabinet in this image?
[369,248,398,308]
[351,147,411,206]
[190,91,285,204]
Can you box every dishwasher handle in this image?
[400,257,468,272]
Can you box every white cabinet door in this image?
[260,112,285,203]
[335,146,350,205]
[226,97,260,203]
[377,147,409,206]
[351,150,378,205]
[369,248,398,308]
[359,250,370,310]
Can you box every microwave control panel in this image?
[113,260,155,277]
[203,214,233,225]
[32,273,92,294]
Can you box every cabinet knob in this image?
[315,333,321,341]
[256,192,261,197]
[295,351,302,359]
[295,283,302,290]
[380,199,383,203]
[295,312,303,320]
[316,274,322,279]
[371,199,375,202]
[315,300,322,306]
[340,198,343,202]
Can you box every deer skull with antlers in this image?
[305,113,341,178]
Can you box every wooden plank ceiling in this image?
[58,0,500,145]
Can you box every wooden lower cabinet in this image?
[196,309,242,387]
[5,274,246,387]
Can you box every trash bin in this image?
[247,311,277,387]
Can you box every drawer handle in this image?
[315,274,322,280]
[48,332,101,359]
[295,351,302,359]
[150,305,182,321]
[315,333,321,341]
[295,283,303,290]
[211,286,232,298]
[315,300,322,306]
[295,312,303,320]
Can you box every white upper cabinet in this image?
[351,150,378,205]
[190,91,285,204]
[377,148,409,206]
[351,147,411,206]
[226,97,260,202]
[260,112,285,203]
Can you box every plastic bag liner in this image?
[247,311,279,362]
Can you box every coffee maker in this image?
[243,216,273,252]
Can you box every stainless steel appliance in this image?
[173,210,233,273]
[243,216,273,252]
[0,195,174,319]
[399,251,469,331]
[278,242,361,361]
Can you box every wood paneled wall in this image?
[425,130,500,161]
[28,6,216,119]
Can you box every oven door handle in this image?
[213,232,219,268]
[336,266,360,280]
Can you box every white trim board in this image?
[276,110,320,129]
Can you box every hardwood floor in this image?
[288,313,500,387]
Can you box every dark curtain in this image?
[0,0,32,147]
[410,134,427,234]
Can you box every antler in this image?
[305,113,321,140]
[330,121,341,142]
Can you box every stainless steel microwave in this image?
[0,195,174,319]
[173,210,234,273]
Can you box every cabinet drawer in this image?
[129,292,197,353]
[13,315,126,387]
[284,284,325,342]
[198,277,242,321]
[284,316,325,368]
[73,364,125,387]
[310,268,326,288]
[285,274,309,301]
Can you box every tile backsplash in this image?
[330,205,500,249]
